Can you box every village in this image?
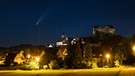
[0,25,135,70]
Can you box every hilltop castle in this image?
[93,25,116,35]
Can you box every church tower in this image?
[56,32,68,47]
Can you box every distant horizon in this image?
[0,28,133,48]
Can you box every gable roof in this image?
[56,47,67,55]
[57,33,68,42]
[57,37,68,42]
[0,50,8,58]
[59,47,67,52]
[47,43,55,47]
[56,47,67,60]
[68,37,78,42]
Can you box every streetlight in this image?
[27,54,31,59]
[36,57,40,62]
[106,54,110,59]
[27,54,31,63]
[132,45,135,55]
[106,54,110,68]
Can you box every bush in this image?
[87,61,92,68]
[91,61,98,69]
[80,60,87,68]
[48,60,60,69]
[26,61,39,70]
[43,65,49,69]
[79,59,98,69]
[114,60,120,67]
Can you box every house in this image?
[68,37,78,45]
[0,51,8,65]
[56,47,68,60]
[26,49,45,62]
[41,47,68,65]
[25,46,67,65]
[56,32,68,47]
[46,43,55,48]
[5,50,25,66]
[78,37,103,66]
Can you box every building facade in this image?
[93,25,116,35]
[56,32,68,47]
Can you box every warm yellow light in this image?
[27,55,30,58]
[36,57,40,62]
[106,54,110,59]
[132,45,135,51]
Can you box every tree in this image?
[114,47,125,65]
[64,40,83,69]
[73,41,83,68]
[63,44,75,69]
[114,37,131,65]
[83,43,93,60]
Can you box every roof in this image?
[57,37,68,42]
[47,43,55,47]
[57,47,67,55]
[0,50,8,58]
[57,32,67,42]
[68,37,78,42]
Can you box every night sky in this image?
[0,0,135,47]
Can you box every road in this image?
[118,67,135,76]
[0,68,134,76]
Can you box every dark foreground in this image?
[0,68,134,76]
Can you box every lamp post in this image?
[36,57,40,62]
[27,55,31,59]
[132,45,135,55]
[106,54,110,68]
[27,54,31,63]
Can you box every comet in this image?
[36,8,52,26]
[36,14,45,26]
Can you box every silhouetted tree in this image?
[83,43,93,60]
[64,40,83,69]
[114,37,131,65]
[63,44,76,69]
